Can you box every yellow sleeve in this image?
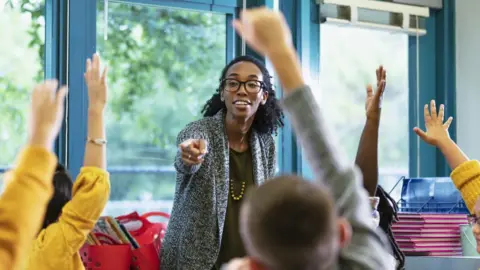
[0,146,56,270]
[30,167,110,261]
[450,160,480,214]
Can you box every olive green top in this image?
[214,147,255,269]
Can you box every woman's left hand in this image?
[84,53,108,111]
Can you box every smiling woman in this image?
[161,55,283,270]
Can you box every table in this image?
[406,256,480,269]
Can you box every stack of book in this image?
[86,216,140,249]
[392,213,468,256]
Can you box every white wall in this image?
[456,0,480,159]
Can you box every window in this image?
[0,0,45,184]
[96,1,227,216]
[314,24,409,199]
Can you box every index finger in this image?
[179,139,195,151]
[198,139,208,154]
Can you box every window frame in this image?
[66,0,237,177]
[408,3,456,178]
[46,0,69,165]
[0,0,61,173]
[278,0,320,178]
[64,0,456,180]
[290,2,456,180]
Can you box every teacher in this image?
[161,55,284,270]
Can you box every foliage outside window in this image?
[97,2,226,216]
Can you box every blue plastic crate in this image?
[397,177,468,214]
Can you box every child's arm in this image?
[32,168,109,256]
[234,8,393,269]
[0,80,66,270]
[0,147,57,270]
[29,54,110,260]
[355,67,386,196]
[282,86,391,269]
[414,101,480,213]
[83,53,107,170]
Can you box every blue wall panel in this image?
[408,0,456,178]
[67,0,97,177]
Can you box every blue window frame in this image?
[408,2,456,178]
[67,0,238,177]
[287,2,455,181]
[278,0,319,178]
[63,0,455,182]
[46,0,68,165]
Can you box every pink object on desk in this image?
[391,213,469,257]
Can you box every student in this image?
[351,67,405,268]
[414,101,480,252]
[0,80,67,270]
[414,100,479,213]
[355,66,386,197]
[25,53,110,270]
[223,7,395,270]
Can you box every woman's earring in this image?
[220,97,224,102]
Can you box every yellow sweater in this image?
[0,146,57,270]
[450,160,480,214]
[26,167,110,270]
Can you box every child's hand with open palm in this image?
[414,100,453,147]
[84,53,108,111]
[365,65,386,121]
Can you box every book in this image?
[106,216,130,245]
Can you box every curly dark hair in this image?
[201,55,284,135]
[376,185,405,270]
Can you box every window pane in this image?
[96,2,226,216]
[0,0,45,184]
[311,25,409,200]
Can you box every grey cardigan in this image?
[161,110,276,270]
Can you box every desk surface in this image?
[406,256,480,270]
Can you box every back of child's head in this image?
[240,175,339,270]
[42,163,73,229]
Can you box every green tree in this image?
[0,0,44,166]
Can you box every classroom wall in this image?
[455,0,480,160]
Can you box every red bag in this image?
[131,235,162,270]
[80,233,131,270]
[117,211,170,246]
[117,211,170,269]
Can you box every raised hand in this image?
[414,100,453,147]
[365,66,386,121]
[28,80,68,150]
[232,7,292,57]
[179,139,208,165]
[84,53,108,111]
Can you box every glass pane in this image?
[97,2,226,217]
[310,24,409,200]
[0,0,45,186]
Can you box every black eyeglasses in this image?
[468,214,480,226]
[222,78,264,94]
